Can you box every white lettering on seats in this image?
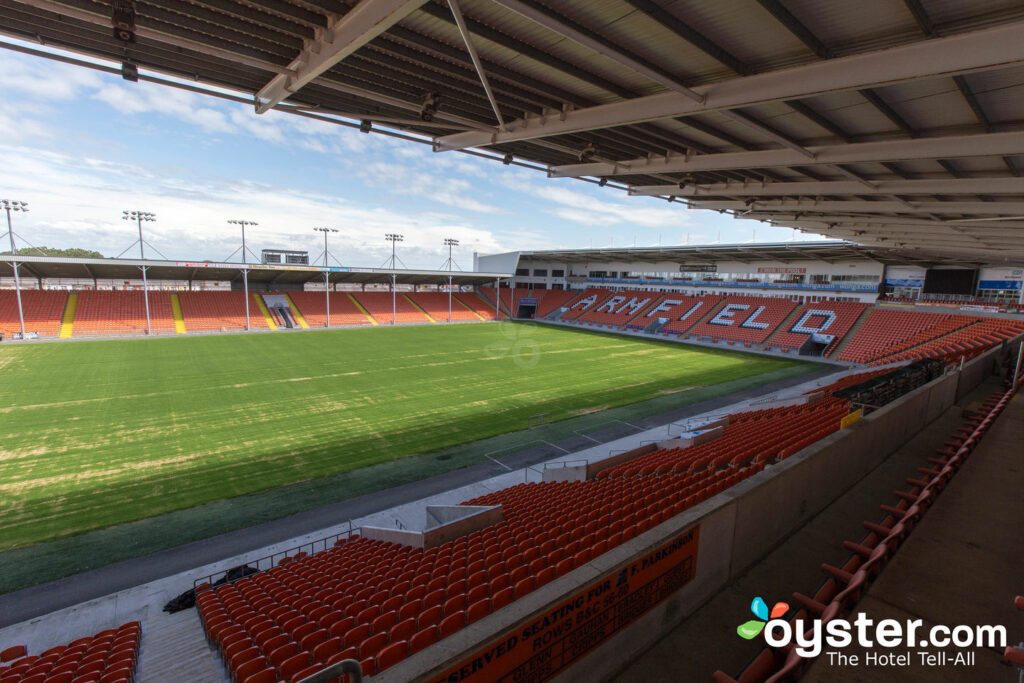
[740,305,769,329]
[791,310,838,334]
[709,304,749,326]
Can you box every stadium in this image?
[0,1,1023,683]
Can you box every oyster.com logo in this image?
[737,596,789,640]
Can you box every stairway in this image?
[58,292,77,338]
[136,610,227,683]
[826,305,873,359]
[759,304,806,350]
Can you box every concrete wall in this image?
[377,356,993,683]
[362,506,503,550]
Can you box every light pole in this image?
[229,220,258,329]
[444,238,458,323]
[385,233,403,325]
[2,199,28,339]
[122,210,155,334]
[314,227,338,327]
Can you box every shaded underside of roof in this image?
[1,0,1022,262]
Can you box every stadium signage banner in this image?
[679,264,717,272]
[428,525,700,683]
[757,267,806,274]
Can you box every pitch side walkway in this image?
[802,390,1024,683]
[614,379,1009,682]
[0,364,838,635]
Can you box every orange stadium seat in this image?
[405,292,481,321]
[0,290,67,337]
[72,290,176,335]
[688,296,797,344]
[192,371,894,682]
[350,292,431,324]
[177,291,269,331]
[286,291,371,326]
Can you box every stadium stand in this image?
[835,309,953,364]
[0,290,67,337]
[688,296,797,345]
[191,371,881,681]
[869,317,1024,365]
[767,301,869,354]
[649,295,725,335]
[0,621,140,683]
[714,377,1022,683]
[405,292,481,322]
[350,292,431,324]
[534,289,577,318]
[576,292,667,327]
[476,286,523,319]
[177,291,269,331]
[453,292,500,320]
[72,290,176,335]
[286,292,374,327]
[559,288,614,321]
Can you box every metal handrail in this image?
[193,521,359,590]
[295,659,362,683]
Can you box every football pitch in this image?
[0,323,810,552]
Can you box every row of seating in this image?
[72,290,176,334]
[348,292,429,324]
[177,291,269,331]
[869,317,1024,365]
[767,302,869,354]
[0,621,140,683]
[688,296,798,345]
[713,378,1020,682]
[403,292,480,322]
[192,371,874,682]
[0,290,68,337]
[286,292,370,327]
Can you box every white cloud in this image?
[0,145,507,266]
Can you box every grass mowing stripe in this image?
[0,323,808,551]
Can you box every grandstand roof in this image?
[2,1,1023,261]
[510,240,980,266]
[0,254,512,285]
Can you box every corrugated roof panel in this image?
[552,0,737,86]
[965,70,1024,123]
[656,0,822,75]
[452,0,668,98]
[780,0,921,56]
[871,80,979,131]
[918,0,1024,32]
[800,92,903,139]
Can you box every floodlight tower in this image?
[443,238,459,323]
[122,210,155,334]
[229,219,259,329]
[2,199,28,339]
[314,227,339,327]
[385,233,404,325]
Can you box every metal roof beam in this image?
[740,212,1024,229]
[255,0,429,114]
[488,0,703,102]
[629,177,1024,197]
[552,131,1024,177]
[689,200,1024,215]
[434,21,1024,151]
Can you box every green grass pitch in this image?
[0,323,808,551]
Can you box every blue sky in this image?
[0,40,820,270]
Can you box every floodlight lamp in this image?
[598,178,607,187]
[359,120,372,133]
[502,153,513,165]
[577,142,597,162]
[420,92,440,122]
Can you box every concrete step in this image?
[827,305,874,359]
[136,610,228,683]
